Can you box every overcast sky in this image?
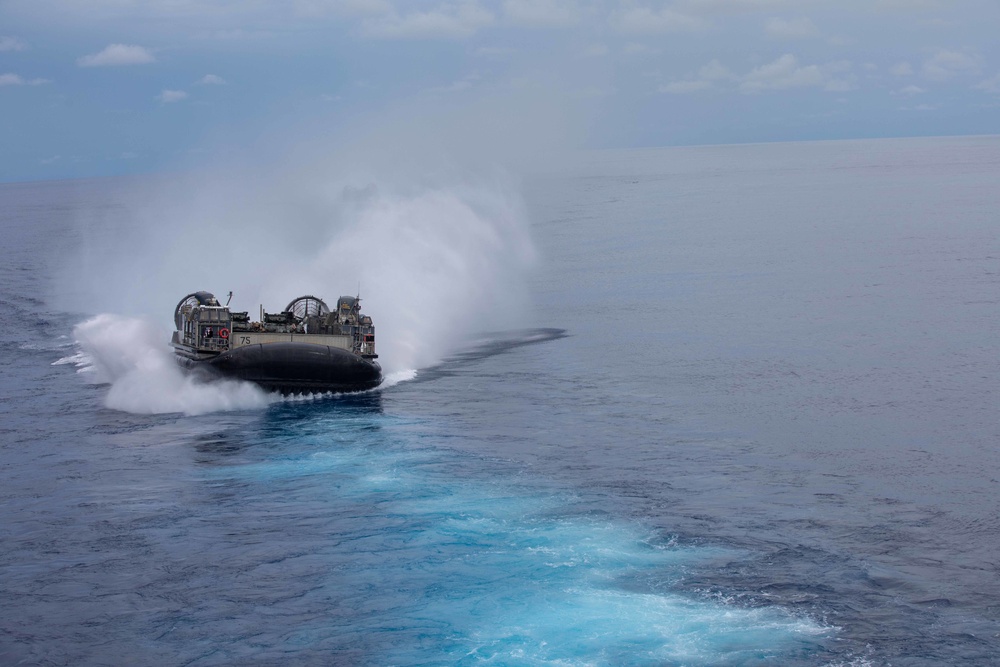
[2,0,999,181]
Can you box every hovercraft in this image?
[171,292,382,393]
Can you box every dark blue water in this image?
[2,137,999,665]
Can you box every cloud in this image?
[0,73,50,86]
[77,44,156,67]
[196,74,227,85]
[975,73,1000,94]
[613,5,707,34]
[193,28,274,41]
[922,48,978,81]
[583,43,609,57]
[0,36,28,51]
[362,3,495,39]
[741,54,821,91]
[740,54,853,93]
[874,0,944,10]
[699,59,737,81]
[156,89,188,103]
[474,46,515,58]
[657,60,735,94]
[765,17,819,39]
[889,61,913,77]
[659,79,713,94]
[675,0,801,15]
[893,84,926,95]
[503,0,580,27]
[426,74,481,94]
[292,0,393,17]
[623,42,662,56]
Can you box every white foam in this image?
[72,314,273,416]
[383,368,418,387]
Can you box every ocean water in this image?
[1,136,998,666]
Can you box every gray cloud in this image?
[0,36,28,51]
[922,49,978,81]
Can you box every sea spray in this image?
[302,184,537,373]
[71,314,273,415]
[60,173,536,414]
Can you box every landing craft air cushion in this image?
[171,292,382,393]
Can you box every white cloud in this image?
[623,43,662,56]
[740,54,853,93]
[426,74,480,94]
[614,6,706,34]
[39,155,61,165]
[922,48,978,81]
[293,0,392,18]
[193,28,274,41]
[77,44,156,67]
[893,84,925,95]
[975,73,1000,94]
[676,0,801,15]
[660,79,713,94]
[197,74,227,85]
[765,17,819,39]
[658,60,735,94]
[362,3,495,39]
[741,53,822,91]
[699,59,736,81]
[889,61,913,77]
[157,89,188,103]
[0,36,28,51]
[875,0,944,10]
[0,73,50,86]
[503,0,580,27]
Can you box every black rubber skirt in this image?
[188,343,382,394]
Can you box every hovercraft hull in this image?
[179,342,382,394]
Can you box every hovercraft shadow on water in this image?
[171,291,382,394]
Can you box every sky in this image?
[2,0,999,181]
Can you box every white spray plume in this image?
[54,78,549,414]
[72,314,273,415]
